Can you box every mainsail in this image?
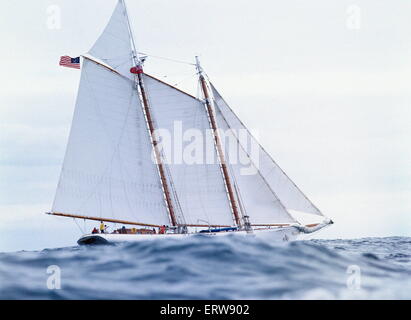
[211,83,323,217]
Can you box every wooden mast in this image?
[136,71,177,227]
[196,57,242,228]
[123,0,177,227]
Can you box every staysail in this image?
[211,83,323,217]
[52,59,170,226]
[143,75,235,227]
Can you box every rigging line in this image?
[163,153,186,225]
[183,103,213,226]
[195,79,225,224]
[137,51,195,66]
[199,78,239,227]
[73,218,85,235]
[137,76,178,226]
[196,79,201,100]
[140,92,185,225]
[172,72,199,87]
[225,147,247,219]
[122,0,139,65]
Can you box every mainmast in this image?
[122,0,177,226]
[195,57,242,228]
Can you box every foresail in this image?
[52,59,170,226]
[211,83,323,217]
[89,0,134,79]
[143,75,235,226]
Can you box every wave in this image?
[0,236,410,299]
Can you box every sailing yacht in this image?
[47,0,333,245]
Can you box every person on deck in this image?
[92,227,98,234]
[100,221,105,233]
[159,225,166,234]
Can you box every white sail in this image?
[52,59,170,226]
[215,110,296,225]
[211,83,323,217]
[143,75,235,226]
[89,0,134,79]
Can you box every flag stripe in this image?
[59,56,80,69]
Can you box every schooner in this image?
[47,0,333,245]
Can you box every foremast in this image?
[195,57,242,228]
[122,0,178,227]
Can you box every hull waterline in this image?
[78,226,302,245]
[77,220,333,245]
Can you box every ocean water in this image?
[0,236,410,300]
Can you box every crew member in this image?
[100,221,105,233]
[159,225,166,234]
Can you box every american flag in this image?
[59,56,80,69]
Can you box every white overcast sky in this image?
[0,0,410,252]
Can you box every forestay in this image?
[52,59,170,226]
[211,83,323,217]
